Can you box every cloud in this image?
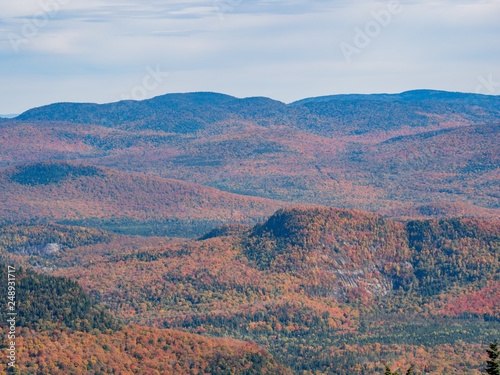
[0,0,499,113]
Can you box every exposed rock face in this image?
[15,243,62,256]
[312,249,397,301]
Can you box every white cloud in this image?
[0,0,499,113]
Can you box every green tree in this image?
[384,365,413,375]
[384,366,399,375]
[486,343,500,375]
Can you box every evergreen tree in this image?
[384,365,399,375]
[486,343,500,375]
[384,365,414,375]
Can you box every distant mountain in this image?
[0,161,287,236]
[288,90,500,138]
[0,114,19,119]
[291,89,500,105]
[2,90,499,222]
[16,92,288,133]
[16,90,500,137]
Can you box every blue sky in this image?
[0,0,499,114]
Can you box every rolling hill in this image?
[0,161,287,237]
[1,90,498,223]
[1,90,499,374]
[343,122,500,210]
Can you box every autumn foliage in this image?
[2,207,498,373]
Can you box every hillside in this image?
[6,206,498,374]
[0,161,286,237]
[1,91,498,222]
[16,90,500,139]
[0,263,290,374]
[0,263,120,333]
[1,326,291,375]
[15,92,288,133]
[288,91,500,141]
[344,122,500,210]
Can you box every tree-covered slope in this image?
[0,263,120,333]
[2,94,498,221]
[16,90,500,138]
[16,92,288,133]
[0,262,290,374]
[0,161,286,237]
[12,207,498,374]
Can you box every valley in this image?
[0,90,499,374]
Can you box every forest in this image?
[0,91,499,373]
[0,263,290,374]
[1,91,498,227]
[1,207,499,373]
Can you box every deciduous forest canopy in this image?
[0,90,499,374]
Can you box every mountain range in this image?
[1,90,498,234]
[0,89,499,374]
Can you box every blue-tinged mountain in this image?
[15,90,500,137]
[292,89,500,104]
[16,92,288,133]
[288,90,500,137]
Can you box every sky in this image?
[0,0,499,114]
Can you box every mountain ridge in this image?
[15,89,500,120]
[291,89,500,105]
[1,90,498,225]
[15,89,500,134]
